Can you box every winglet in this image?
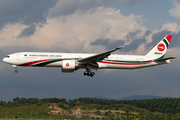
[110,47,123,53]
[115,47,123,51]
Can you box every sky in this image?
[1,0,180,101]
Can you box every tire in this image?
[84,71,88,76]
[15,70,18,73]
[91,72,95,77]
[87,72,91,76]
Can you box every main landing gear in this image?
[12,65,18,73]
[84,71,95,77]
[83,64,95,77]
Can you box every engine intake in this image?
[62,60,76,72]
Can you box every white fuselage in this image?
[2,35,174,76]
[3,52,170,70]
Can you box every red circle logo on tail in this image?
[157,43,165,51]
[66,63,69,67]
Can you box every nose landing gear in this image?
[12,65,18,73]
[15,69,18,73]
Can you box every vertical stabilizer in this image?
[146,35,172,59]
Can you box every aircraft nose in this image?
[3,56,10,63]
[3,57,7,62]
[3,55,13,64]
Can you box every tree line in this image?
[0,97,180,114]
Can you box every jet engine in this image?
[62,60,76,72]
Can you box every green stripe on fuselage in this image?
[33,58,80,66]
[104,55,165,63]
[33,59,63,66]
[33,56,166,67]
[104,60,152,63]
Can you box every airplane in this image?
[3,35,176,77]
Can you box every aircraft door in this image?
[16,54,20,60]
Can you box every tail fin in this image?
[146,35,173,59]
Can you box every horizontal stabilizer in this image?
[154,57,176,62]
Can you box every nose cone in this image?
[3,58,6,62]
[3,56,11,64]
[3,57,7,63]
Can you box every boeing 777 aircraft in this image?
[3,35,175,77]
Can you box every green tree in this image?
[0,100,6,106]
[58,102,64,108]
[37,101,43,106]
[96,110,101,115]
[76,101,80,105]
[115,105,119,110]
[91,116,95,119]
[69,100,76,107]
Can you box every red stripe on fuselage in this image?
[100,61,152,65]
[19,59,152,66]
[19,59,58,66]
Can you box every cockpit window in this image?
[5,56,10,58]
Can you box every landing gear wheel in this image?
[84,64,96,77]
[90,72,95,77]
[12,65,18,73]
[14,70,18,73]
[84,71,88,76]
[87,72,91,76]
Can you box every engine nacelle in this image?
[62,60,76,72]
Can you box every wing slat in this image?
[78,47,123,64]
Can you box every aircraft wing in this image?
[78,47,123,64]
[154,57,176,62]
